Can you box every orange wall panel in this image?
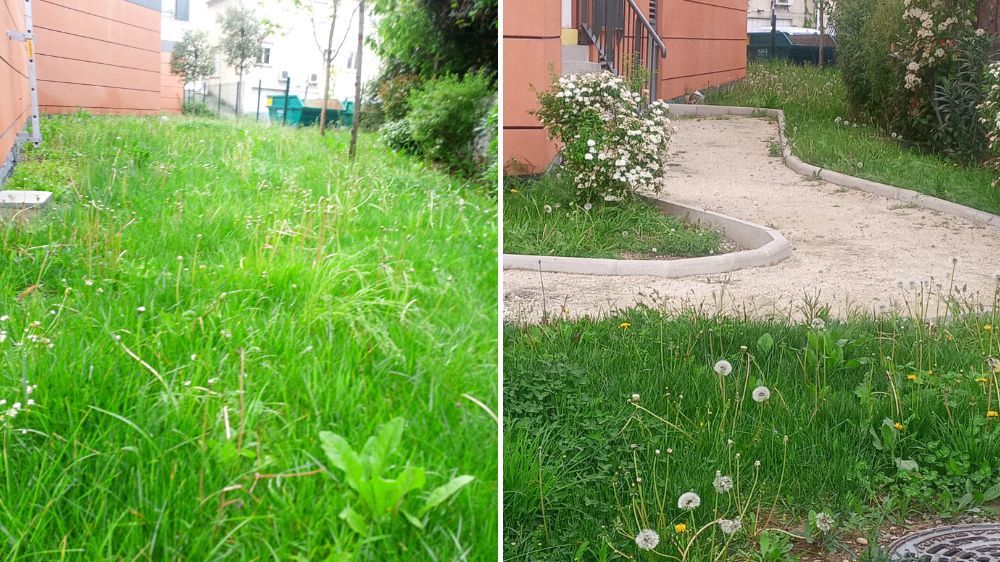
[503,0,562,175]
[160,52,182,114]
[657,0,747,97]
[503,38,561,129]
[35,0,159,52]
[34,27,159,71]
[33,0,162,114]
[504,0,561,38]
[38,82,161,112]
[41,0,160,31]
[503,129,560,177]
[37,55,159,92]
[1,0,29,171]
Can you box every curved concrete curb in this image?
[502,197,791,277]
[669,103,1000,229]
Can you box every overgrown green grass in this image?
[0,114,497,560]
[504,297,1000,561]
[704,62,1000,216]
[503,176,723,259]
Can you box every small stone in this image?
[856,537,869,546]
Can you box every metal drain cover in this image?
[888,523,1000,561]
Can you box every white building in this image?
[162,0,379,120]
[746,0,833,33]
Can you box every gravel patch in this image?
[504,117,1000,323]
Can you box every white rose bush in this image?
[535,72,672,203]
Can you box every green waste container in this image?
[747,31,836,65]
[267,95,304,125]
[299,105,323,127]
[339,100,354,127]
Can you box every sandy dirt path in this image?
[504,116,1000,323]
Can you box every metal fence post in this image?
[256,79,262,121]
[282,77,291,126]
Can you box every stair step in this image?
[561,60,602,76]
[561,44,591,62]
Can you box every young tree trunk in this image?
[319,4,338,135]
[349,0,364,159]
[818,6,825,67]
[978,0,998,36]
[236,71,243,116]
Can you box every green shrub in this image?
[380,118,418,153]
[476,98,498,186]
[835,0,993,163]
[182,100,215,118]
[983,62,1000,185]
[404,72,493,173]
[834,0,907,129]
[929,35,993,164]
[379,73,422,122]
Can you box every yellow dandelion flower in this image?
[674,523,687,534]
[984,324,993,332]
[907,374,917,382]
[894,422,904,431]
[619,322,631,330]
[976,377,988,383]
[509,188,519,193]
[988,411,999,419]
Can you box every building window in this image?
[175,0,189,21]
[257,47,271,65]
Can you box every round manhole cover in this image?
[888,523,1000,561]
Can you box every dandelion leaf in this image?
[362,417,405,475]
[420,474,475,516]
[339,505,368,534]
[320,431,364,489]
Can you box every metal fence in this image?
[184,80,329,122]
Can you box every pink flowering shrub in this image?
[536,72,672,203]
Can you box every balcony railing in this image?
[577,0,667,101]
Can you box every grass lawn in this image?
[704,62,1000,217]
[504,298,1000,561]
[0,114,497,560]
[503,176,723,259]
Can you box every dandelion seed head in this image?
[714,360,733,376]
[719,518,742,535]
[678,491,701,510]
[752,386,771,403]
[815,512,834,533]
[713,472,734,493]
[635,529,660,550]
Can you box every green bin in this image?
[299,106,323,127]
[267,95,304,125]
[339,100,355,127]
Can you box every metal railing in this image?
[578,0,667,101]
